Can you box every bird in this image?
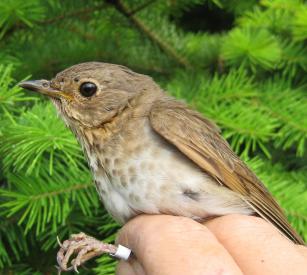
[19,62,304,271]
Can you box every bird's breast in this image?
[84,120,252,224]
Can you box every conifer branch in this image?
[126,0,157,16]
[41,3,108,25]
[66,26,97,41]
[264,106,307,134]
[0,3,108,39]
[110,0,192,68]
[1,1,307,272]
[288,212,307,222]
[29,182,93,200]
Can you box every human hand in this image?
[116,214,307,275]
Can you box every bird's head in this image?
[19,62,159,128]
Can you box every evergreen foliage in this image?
[0,0,307,273]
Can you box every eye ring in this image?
[79,82,97,97]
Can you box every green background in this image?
[0,0,307,273]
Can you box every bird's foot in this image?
[56,232,117,274]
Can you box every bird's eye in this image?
[79,82,97,97]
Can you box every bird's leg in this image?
[56,232,117,273]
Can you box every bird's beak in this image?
[19,80,72,100]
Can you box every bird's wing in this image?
[149,98,304,244]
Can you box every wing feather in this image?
[149,98,304,245]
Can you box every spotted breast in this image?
[80,115,252,224]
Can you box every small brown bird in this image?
[19,62,304,271]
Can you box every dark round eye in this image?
[79,82,97,97]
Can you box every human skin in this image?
[116,214,307,275]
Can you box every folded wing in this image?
[149,98,304,245]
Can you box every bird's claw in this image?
[56,232,117,273]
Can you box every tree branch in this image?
[30,183,93,200]
[109,0,192,68]
[126,0,157,16]
[1,3,108,39]
[40,3,108,25]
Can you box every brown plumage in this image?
[150,99,303,244]
[19,62,304,249]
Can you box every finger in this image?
[117,215,243,275]
[116,261,135,275]
[206,214,307,275]
[116,259,145,275]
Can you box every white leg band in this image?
[110,245,131,260]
